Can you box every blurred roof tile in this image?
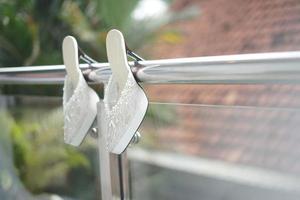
[145,0,300,175]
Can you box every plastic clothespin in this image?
[106,29,131,91]
[63,36,81,85]
[104,29,148,154]
[62,36,99,146]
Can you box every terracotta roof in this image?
[142,0,300,175]
[148,0,300,59]
[145,84,300,107]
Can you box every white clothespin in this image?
[97,29,148,199]
[106,29,130,91]
[102,29,148,154]
[62,36,99,146]
[63,36,81,86]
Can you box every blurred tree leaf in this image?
[0,0,196,67]
[98,0,139,31]
[9,107,90,192]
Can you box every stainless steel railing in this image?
[2,51,300,199]
[1,51,300,85]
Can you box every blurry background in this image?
[1,0,300,200]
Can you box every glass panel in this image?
[129,84,300,200]
[0,95,100,200]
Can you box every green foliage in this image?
[0,0,145,67]
[0,0,35,66]
[98,0,139,31]
[0,0,195,67]
[8,107,90,193]
[147,104,177,125]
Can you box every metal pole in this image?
[2,51,300,199]
[1,51,300,84]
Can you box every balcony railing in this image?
[1,51,300,84]
[1,51,300,200]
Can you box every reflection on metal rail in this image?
[1,51,300,84]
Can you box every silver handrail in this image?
[2,51,300,199]
[1,51,300,85]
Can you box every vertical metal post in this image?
[98,125,130,199]
[109,151,130,199]
[119,152,130,199]
[98,132,113,200]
